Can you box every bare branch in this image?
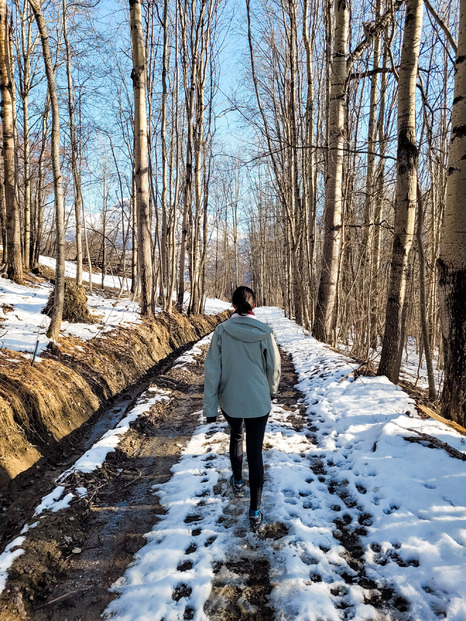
[347,0,404,72]
[424,0,457,55]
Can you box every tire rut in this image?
[0,351,208,621]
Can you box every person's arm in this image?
[265,333,281,398]
[203,328,222,421]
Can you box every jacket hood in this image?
[222,316,273,343]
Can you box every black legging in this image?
[222,411,269,512]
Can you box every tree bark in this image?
[378,0,423,382]
[130,0,154,316]
[438,0,466,426]
[0,0,22,282]
[160,0,169,309]
[0,144,6,264]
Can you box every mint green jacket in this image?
[203,315,281,419]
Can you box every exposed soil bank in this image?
[0,351,208,621]
[0,310,229,488]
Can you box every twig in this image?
[123,468,142,487]
[36,589,82,608]
[404,429,466,461]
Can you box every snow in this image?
[0,256,227,357]
[1,292,464,617]
[174,334,213,368]
[398,336,444,393]
[0,260,142,357]
[203,297,231,315]
[105,306,466,621]
[257,307,466,620]
[106,425,231,621]
[39,255,132,292]
[0,344,191,596]
[0,277,51,355]
[34,486,75,516]
[0,538,25,593]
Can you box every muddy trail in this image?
[0,337,411,621]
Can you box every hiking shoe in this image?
[229,475,245,496]
[249,510,263,530]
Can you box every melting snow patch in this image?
[174,333,213,368]
[104,421,232,621]
[34,486,74,516]
[0,537,25,593]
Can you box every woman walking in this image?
[203,286,281,529]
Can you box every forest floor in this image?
[0,306,465,620]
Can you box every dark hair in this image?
[232,286,256,316]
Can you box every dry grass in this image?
[42,282,97,324]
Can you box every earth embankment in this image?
[0,310,229,488]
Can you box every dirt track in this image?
[0,340,410,620]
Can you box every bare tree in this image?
[0,0,23,282]
[378,0,424,382]
[438,0,466,426]
[313,0,348,343]
[130,0,154,316]
[62,0,83,285]
[28,0,65,339]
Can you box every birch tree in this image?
[130,0,154,316]
[378,0,424,383]
[63,0,83,286]
[438,0,466,426]
[0,0,23,283]
[313,0,348,343]
[28,0,65,339]
[14,0,39,271]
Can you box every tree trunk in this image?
[160,0,169,309]
[131,172,138,296]
[23,94,31,270]
[130,0,154,316]
[82,202,93,294]
[362,0,382,357]
[0,146,6,264]
[416,182,436,400]
[438,0,466,426]
[314,0,348,342]
[0,0,22,282]
[29,0,66,340]
[302,0,316,320]
[32,97,49,267]
[63,0,83,286]
[101,157,107,289]
[378,0,423,382]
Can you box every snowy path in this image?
[105,308,466,621]
[1,307,464,620]
[104,356,398,621]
